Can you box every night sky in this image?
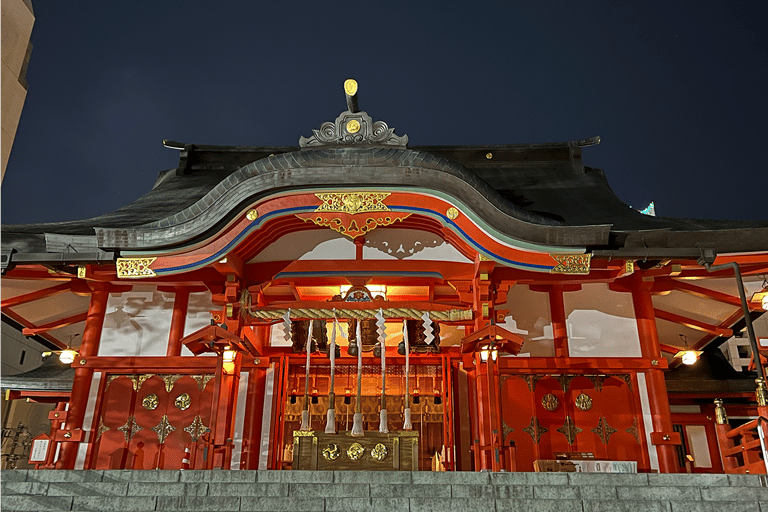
[3,2,768,225]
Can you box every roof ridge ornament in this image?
[299,79,408,148]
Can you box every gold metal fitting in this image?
[714,398,728,425]
[756,378,768,407]
[344,79,358,96]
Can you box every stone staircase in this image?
[2,470,768,512]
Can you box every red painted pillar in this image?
[474,354,492,470]
[466,367,482,471]
[549,286,570,358]
[241,367,267,469]
[56,284,110,469]
[166,289,190,357]
[630,272,679,473]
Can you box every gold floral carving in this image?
[550,254,591,275]
[184,416,210,442]
[246,209,259,220]
[96,416,110,442]
[556,375,574,393]
[315,192,390,214]
[191,374,215,391]
[129,374,153,392]
[175,393,191,411]
[117,416,142,443]
[161,374,181,393]
[105,374,121,391]
[295,192,411,238]
[142,394,159,410]
[297,212,410,239]
[446,207,459,220]
[557,416,583,444]
[322,444,340,461]
[347,442,365,461]
[587,375,606,392]
[116,257,157,279]
[152,415,176,444]
[591,417,618,445]
[626,418,640,444]
[371,443,388,461]
[521,374,544,392]
[541,393,559,411]
[575,393,593,411]
[502,421,514,442]
[523,417,548,444]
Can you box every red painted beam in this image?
[653,308,733,337]
[1,307,67,350]
[671,280,743,308]
[1,282,72,309]
[22,312,88,336]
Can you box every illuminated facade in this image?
[3,82,768,473]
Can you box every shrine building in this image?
[3,80,768,475]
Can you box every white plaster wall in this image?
[248,228,472,263]
[249,230,355,262]
[563,283,641,358]
[498,285,555,357]
[182,291,218,357]
[98,289,216,357]
[98,288,173,357]
[363,229,472,262]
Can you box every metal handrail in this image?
[756,416,768,474]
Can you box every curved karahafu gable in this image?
[94,146,610,252]
[115,186,592,278]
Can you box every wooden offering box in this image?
[292,430,419,471]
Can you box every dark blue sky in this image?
[3,2,768,224]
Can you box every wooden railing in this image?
[714,399,768,474]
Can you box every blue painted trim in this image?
[155,204,554,275]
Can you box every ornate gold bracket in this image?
[116,257,157,279]
[295,192,411,238]
[550,254,591,275]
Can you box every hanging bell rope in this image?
[402,318,412,431]
[351,319,364,436]
[299,319,313,431]
[377,308,388,434]
[325,310,338,434]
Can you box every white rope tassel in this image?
[402,318,412,430]
[325,312,338,434]
[351,319,364,436]
[379,409,389,434]
[377,308,388,433]
[325,408,336,434]
[300,320,313,431]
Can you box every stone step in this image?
[2,470,767,511]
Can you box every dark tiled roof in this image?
[3,141,768,255]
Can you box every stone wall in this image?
[2,469,767,511]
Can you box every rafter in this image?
[22,312,88,336]
[670,280,743,308]
[653,308,733,337]
[1,282,72,310]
